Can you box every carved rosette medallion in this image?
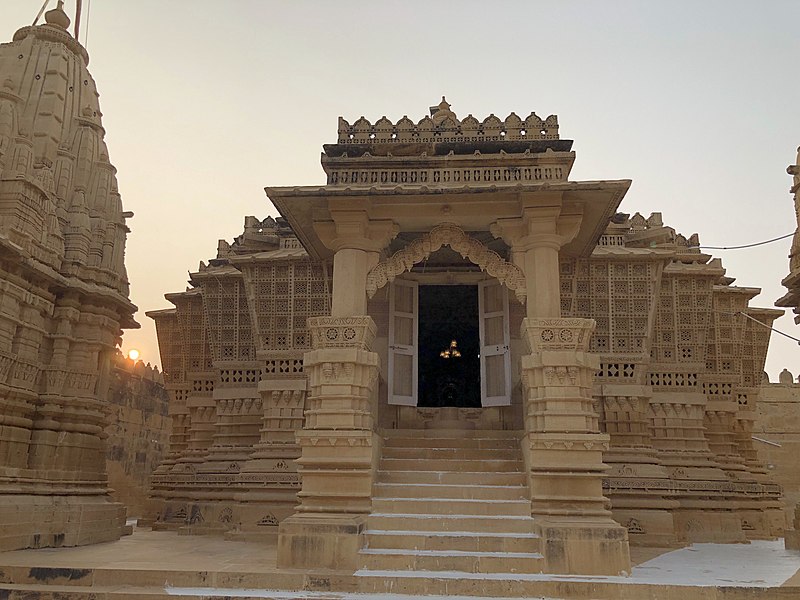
[521,317,596,353]
[307,316,377,351]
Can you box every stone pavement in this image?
[0,528,799,598]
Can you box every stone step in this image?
[359,548,544,574]
[353,570,666,599]
[367,513,536,534]
[363,529,540,553]
[382,428,522,440]
[378,470,528,486]
[379,458,525,472]
[381,446,521,460]
[371,497,531,516]
[373,482,528,501]
[383,436,520,450]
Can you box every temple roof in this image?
[268,179,631,261]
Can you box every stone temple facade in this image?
[150,98,782,576]
[0,5,137,550]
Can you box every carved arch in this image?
[365,223,526,303]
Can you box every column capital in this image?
[491,210,582,252]
[314,209,399,254]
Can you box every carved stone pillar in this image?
[704,408,748,479]
[277,316,380,571]
[520,318,630,575]
[648,394,746,543]
[153,386,190,473]
[233,377,307,537]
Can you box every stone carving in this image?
[521,318,595,352]
[366,223,526,303]
[625,518,645,534]
[308,316,377,350]
[257,513,279,526]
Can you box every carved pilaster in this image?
[519,317,630,575]
[277,316,380,571]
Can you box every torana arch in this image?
[365,222,526,303]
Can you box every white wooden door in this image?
[478,280,511,406]
[388,279,418,406]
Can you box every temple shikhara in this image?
[147,97,785,576]
[0,3,137,550]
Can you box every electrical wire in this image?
[74,0,81,39]
[689,232,794,251]
[720,311,800,346]
[32,0,51,25]
[83,0,91,49]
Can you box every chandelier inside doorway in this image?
[439,339,462,359]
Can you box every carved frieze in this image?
[521,317,595,353]
[308,316,376,350]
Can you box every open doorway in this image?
[418,285,481,407]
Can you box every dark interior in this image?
[418,285,481,408]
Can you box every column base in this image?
[535,517,631,576]
[277,514,366,571]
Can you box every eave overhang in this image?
[266,179,631,261]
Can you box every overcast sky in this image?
[3,1,799,378]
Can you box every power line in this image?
[83,0,91,50]
[690,232,794,251]
[721,311,800,346]
[32,0,51,25]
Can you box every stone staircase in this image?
[358,428,543,576]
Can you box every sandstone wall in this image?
[755,380,800,524]
[105,356,170,519]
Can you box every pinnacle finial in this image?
[44,0,71,30]
[439,96,451,111]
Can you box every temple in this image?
[148,98,783,576]
[0,2,137,550]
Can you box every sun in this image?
[127,348,140,361]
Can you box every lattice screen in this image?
[172,293,213,372]
[201,276,254,362]
[651,274,714,365]
[560,258,656,355]
[705,289,747,378]
[242,259,331,352]
[739,310,775,389]
[152,311,184,384]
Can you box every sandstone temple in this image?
[148,97,784,576]
[0,3,137,551]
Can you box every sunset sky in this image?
[3,1,800,378]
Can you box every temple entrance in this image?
[388,279,511,407]
[418,285,480,408]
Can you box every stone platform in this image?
[0,529,799,599]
